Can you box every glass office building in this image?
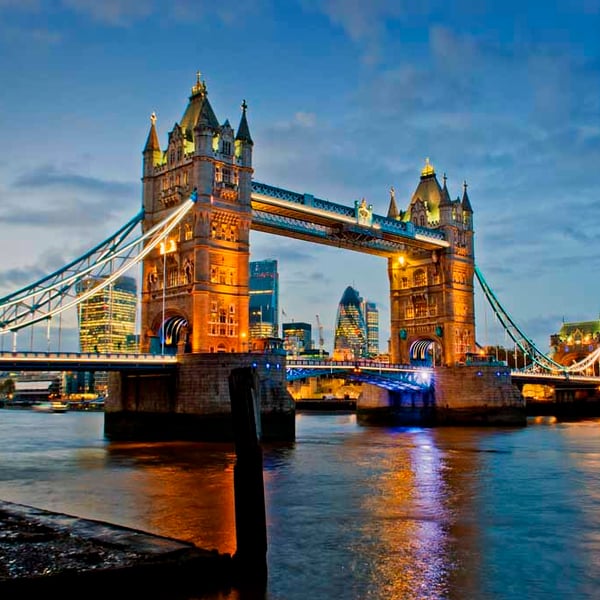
[77,275,138,353]
[333,286,368,359]
[249,259,279,340]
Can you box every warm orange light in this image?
[398,255,406,267]
[159,239,177,255]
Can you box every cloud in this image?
[300,0,421,63]
[60,0,154,26]
[3,165,137,228]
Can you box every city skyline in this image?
[1,2,599,353]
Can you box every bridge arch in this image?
[409,337,442,367]
[150,312,190,354]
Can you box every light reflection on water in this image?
[0,410,599,599]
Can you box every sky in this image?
[0,0,599,354]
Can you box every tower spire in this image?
[462,180,473,213]
[235,99,253,144]
[143,112,161,153]
[387,186,400,219]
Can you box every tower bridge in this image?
[1,74,598,439]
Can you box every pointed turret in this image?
[440,173,452,207]
[462,180,473,213]
[235,99,253,145]
[143,112,161,153]
[387,186,400,219]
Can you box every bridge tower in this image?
[387,160,475,366]
[139,74,253,353]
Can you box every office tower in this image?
[282,322,312,355]
[77,275,138,353]
[249,259,279,339]
[363,301,379,357]
[334,286,368,359]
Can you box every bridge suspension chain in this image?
[475,266,600,375]
[474,266,567,373]
[0,191,198,335]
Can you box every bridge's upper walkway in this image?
[250,181,449,256]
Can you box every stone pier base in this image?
[355,365,526,427]
[105,353,295,442]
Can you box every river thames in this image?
[0,409,599,599]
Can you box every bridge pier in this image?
[356,364,525,426]
[105,353,295,442]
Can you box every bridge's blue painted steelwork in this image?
[250,181,448,254]
[286,359,433,391]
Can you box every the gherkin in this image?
[334,286,368,359]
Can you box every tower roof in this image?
[462,181,473,213]
[387,186,399,219]
[235,99,253,144]
[405,158,443,223]
[179,72,220,134]
[143,112,161,153]
[440,173,452,207]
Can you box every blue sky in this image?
[0,0,599,354]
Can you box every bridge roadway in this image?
[1,352,598,392]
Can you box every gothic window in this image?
[219,307,227,336]
[184,171,189,186]
[223,141,232,155]
[167,262,179,287]
[414,295,427,317]
[219,268,226,285]
[184,222,193,241]
[223,169,231,184]
[413,269,426,287]
[229,225,236,241]
[210,266,218,283]
[401,277,409,289]
[429,297,437,316]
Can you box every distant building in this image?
[76,275,138,393]
[77,275,138,353]
[282,322,312,355]
[249,260,279,340]
[333,286,368,360]
[363,301,379,357]
[550,319,600,372]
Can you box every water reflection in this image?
[1,410,600,599]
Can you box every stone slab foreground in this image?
[0,500,233,597]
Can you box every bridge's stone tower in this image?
[387,160,475,366]
[139,74,253,354]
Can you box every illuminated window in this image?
[413,269,426,287]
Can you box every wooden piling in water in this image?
[228,367,268,586]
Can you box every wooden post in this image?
[228,367,268,585]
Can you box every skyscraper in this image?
[249,259,279,340]
[282,322,312,355]
[363,301,379,357]
[333,286,368,360]
[77,275,138,353]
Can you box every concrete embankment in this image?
[0,500,233,597]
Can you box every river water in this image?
[0,409,599,599]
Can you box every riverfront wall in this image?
[105,353,295,441]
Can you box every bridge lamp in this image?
[397,255,407,269]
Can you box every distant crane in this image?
[315,314,324,357]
